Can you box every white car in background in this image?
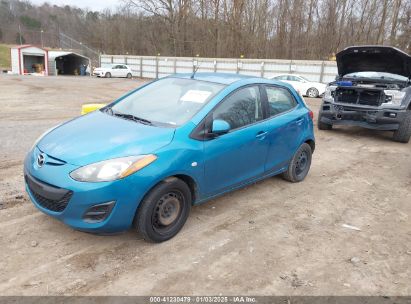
[93,64,133,78]
[272,74,327,98]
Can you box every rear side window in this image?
[213,86,263,130]
[287,75,301,81]
[265,86,297,116]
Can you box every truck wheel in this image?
[393,110,411,143]
[134,177,191,242]
[317,112,332,130]
[282,143,312,183]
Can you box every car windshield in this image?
[344,71,408,82]
[109,77,225,127]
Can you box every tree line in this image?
[0,0,410,60]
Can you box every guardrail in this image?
[100,55,338,83]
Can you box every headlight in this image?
[384,90,406,106]
[31,123,63,151]
[323,86,335,102]
[70,155,157,182]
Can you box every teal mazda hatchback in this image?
[24,73,315,242]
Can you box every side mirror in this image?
[211,119,230,135]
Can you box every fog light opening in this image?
[83,201,116,223]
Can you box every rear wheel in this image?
[105,72,111,78]
[126,73,132,79]
[393,110,411,143]
[282,143,312,183]
[307,87,319,98]
[135,177,191,242]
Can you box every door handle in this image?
[256,131,268,140]
[294,118,304,125]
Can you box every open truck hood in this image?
[336,46,411,78]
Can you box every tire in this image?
[282,143,312,183]
[306,87,319,98]
[134,177,191,242]
[393,110,411,143]
[105,72,111,78]
[317,111,332,130]
[126,73,132,79]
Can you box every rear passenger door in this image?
[262,85,307,173]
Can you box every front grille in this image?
[335,88,382,106]
[25,175,73,212]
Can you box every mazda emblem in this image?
[37,153,46,167]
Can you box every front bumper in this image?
[92,71,105,77]
[319,102,407,131]
[23,148,153,233]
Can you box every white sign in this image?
[180,90,212,103]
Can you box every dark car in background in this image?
[318,46,411,143]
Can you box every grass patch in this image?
[0,44,11,69]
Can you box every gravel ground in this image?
[0,75,410,296]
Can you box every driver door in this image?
[111,65,121,77]
[203,85,270,196]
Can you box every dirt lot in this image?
[0,75,410,296]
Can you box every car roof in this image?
[274,74,302,77]
[170,72,258,85]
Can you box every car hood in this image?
[37,111,175,166]
[336,46,411,78]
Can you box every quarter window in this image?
[213,86,263,130]
[265,86,297,116]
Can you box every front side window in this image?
[265,86,297,116]
[111,77,225,127]
[213,86,263,130]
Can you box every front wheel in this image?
[134,177,191,242]
[317,111,332,130]
[105,72,111,78]
[306,87,319,98]
[393,110,411,143]
[126,73,132,79]
[282,143,312,183]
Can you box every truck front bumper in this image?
[319,102,407,131]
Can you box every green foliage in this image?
[20,15,41,29]
[0,44,11,69]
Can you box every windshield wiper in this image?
[112,112,153,125]
[102,106,113,115]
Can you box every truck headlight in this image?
[323,86,335,102]
[70,155,157,182]
[384,90,406,106]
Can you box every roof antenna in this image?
[191,59,201,79]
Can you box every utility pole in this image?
[41,30,44,48]
[18,24,22,45]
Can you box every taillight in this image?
[309,110,314,120]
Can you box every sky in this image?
[30,0,121,11]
